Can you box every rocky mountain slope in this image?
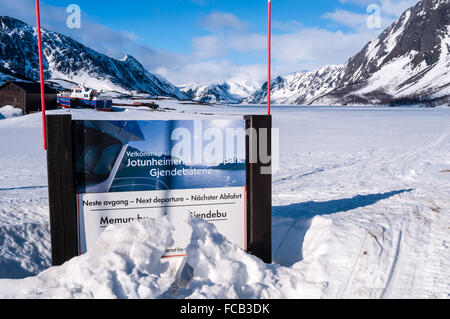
[246,65,346,105]
[0,16,186,99]
[247,0,449,106]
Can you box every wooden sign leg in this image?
[245,115,272,264]
[46,114,78,266]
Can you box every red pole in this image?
[35,0,47,150]
[267,0,271,116]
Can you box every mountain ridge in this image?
[180,81,258,104]
[247,0,449,106]
[0,16,187,99]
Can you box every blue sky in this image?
[1,0,419,85]
[40,0,371,57]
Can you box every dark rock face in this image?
[0,16,186,99]
[337,0,449,92]
[323,0,450,106]
[0,17,50,81]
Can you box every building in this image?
[0,81,57,114]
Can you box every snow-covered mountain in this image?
[180,81,258,104]
[247,0,449,106]
[0,16,187,99]
[245,65,346,105]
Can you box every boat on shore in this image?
[57,85,113,111]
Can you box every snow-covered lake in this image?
[0,103,448,298]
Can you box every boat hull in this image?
[57,96,113,111]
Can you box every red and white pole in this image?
[35,0,47,150]
[267,0,271,116]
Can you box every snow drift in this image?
[0,218,176,299]
[0,105,22,120]
[0,216,325,299]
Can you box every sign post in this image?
[268,0,272,116]
[46,115,78,265]
[245,115,272,264]
[35,0,47,150]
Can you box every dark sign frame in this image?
[46,114,272,265]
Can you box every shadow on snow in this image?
[272,189,413,267]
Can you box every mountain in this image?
[245,65,346,105]
[0,16,187,99]
[247,0,449,106]
[180,81,258,104]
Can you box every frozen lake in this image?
[0,103,448,298]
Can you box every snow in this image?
[0,218,177,298]
[0,103,449,299]
[180,81,249,104]
[49,69,134,96]
[354,24,450,100]
[381,10,412,66]
[226,81,259,97]
[247,65,345,105]
[181,81,258,100]
[0,105,23,120]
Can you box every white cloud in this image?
[201,12,247,32]
[325,0,420,32]
[322,9,372,29]
[322,8,395,31]
[192,32,265,58]
[155,60,266,87]
[192,36,226,59]
[338,0,420,18]
[186,9,384,81]
[379,0,419,16]
[272,27,379,75]
[185,0,421,84]
[272,20,304,32]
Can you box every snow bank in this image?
[0,223,51,279]
[0,105,23,120]
[0,218,176,299]
[0,216,327,299]
[178,218,325,299]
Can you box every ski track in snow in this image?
[271,107,450,299]
[0,105,449,299]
